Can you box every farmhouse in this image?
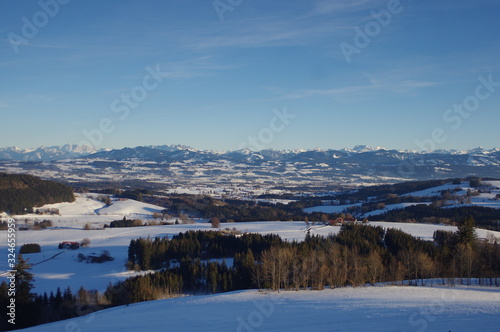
[328,217,357,226]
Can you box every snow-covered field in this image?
[19,285,500,332]
[1,194,500,295]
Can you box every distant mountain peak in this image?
[0,144,98,161]
[147,144,196,152]
[341,145,387,154]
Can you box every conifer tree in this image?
[13,255,40,328]
[457,216,478,245]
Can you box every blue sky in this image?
[1,0,499,151]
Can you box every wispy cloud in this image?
[404,0,499,12]
[188,17,349,50]
[159,56,238,79]
[311,0,496,18]
[1,37,69,51]
[275,77,444,100]
[25,94,57,102]
[19,41,68,50]
[310,0,387,16]
[279,85,379,100]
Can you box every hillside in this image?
[0,173,75,214]
[18,286,500,332]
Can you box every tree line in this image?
[126,231,282,271]
[0,173,75,214]
[107,217,144,228]
[160,194,332,222]
[378,205,500,231]
[121,217,500,297]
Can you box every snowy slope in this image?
[17,194,165,229]
[363,203,432,217]
[401,182,466,197]
[18,286,500,332]
[95,198,164,216]
[39,194,107,215]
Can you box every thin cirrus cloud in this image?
[310,0,388,15]
[159,57,239,79]
[188,17,349,51]
[311,0,494,17]
[277,78,444,100]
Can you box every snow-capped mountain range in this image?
[0,144,98,161]
[1,144,499,162]
[1,144,499,186]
